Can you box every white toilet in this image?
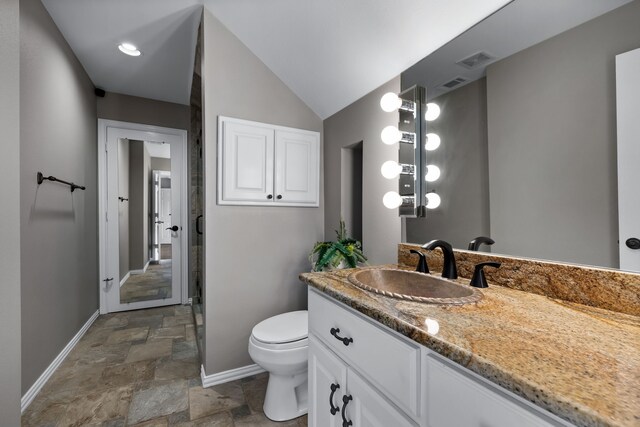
[248,310,309,421]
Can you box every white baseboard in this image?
[21,310,99,413]
[201,363,265,388]
[119,272,130,287]
[129,259,151,276]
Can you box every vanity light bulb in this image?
[425,165,441,182]
[425,133,441,151]
[426,192,441,209]
[383,191,403,209]
[380,92,402,112]
[380,126,402,145]
[381,161,403,179]
[425,103,441,121]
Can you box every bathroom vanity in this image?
[300,246,640,427]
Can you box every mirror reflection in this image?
[118,138,173,303]
[402,0,640,270]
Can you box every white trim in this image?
[129,259,151,275]
[21,310,99,412]
[200,364,266,388]
[119,272,131,287]
[98,119,189,314]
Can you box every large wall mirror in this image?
[402,0,640,271]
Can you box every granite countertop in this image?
[300,265,640,427]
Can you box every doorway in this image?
[98,120,188,313]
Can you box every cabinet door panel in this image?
[220,121,273,203]
[309,335,347,427]
[346,368,417,427]
[425,354,559,427]
[275,130,319,205]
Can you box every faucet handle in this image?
[470,262,501,288]
[409,250,429,274]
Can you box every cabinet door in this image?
[309,335,348,427]
[424,354,560,427]
[274,129,319,205]
[219,120,274,203]
[345,368,417,427]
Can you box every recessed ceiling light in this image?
[118,43,141,57]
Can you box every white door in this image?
[309,336,348,427]
[616,47,640,272]
[159,175,172,245]
[274,129,320,205]
[100,120,187,313]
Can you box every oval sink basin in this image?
[347,268,482,305]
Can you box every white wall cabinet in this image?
[308,288,573,427]
[218,116,319,207]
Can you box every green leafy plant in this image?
[309,220,367,271]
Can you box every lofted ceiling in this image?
[202,0,512,119]
[41,0,203,106]
[41,0,512,116]
[402,0,634,100]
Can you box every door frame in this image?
[98,119,189,314]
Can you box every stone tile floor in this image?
[22,305,308,426]
[120,262,172,304]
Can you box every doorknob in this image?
[166,225,179,232]
[625,237,640,250]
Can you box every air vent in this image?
[456,51,495,70]
[440,77,468,89]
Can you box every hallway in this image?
[22,306,307,426]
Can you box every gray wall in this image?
[0,0,21,421]
[486,1,640,267]
[118,139,130,279]
[129,141,151,271]
[20,0,98,394]
[324,77,402,265]
[151,157,171,171]
[202,9,323,374]
[404,78,490,248]
[97,92,190,131]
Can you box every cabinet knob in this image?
[625,237,640,250]
[276,194,283,200]
[267,194,273,199]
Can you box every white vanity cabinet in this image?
[218,116,319,207]
[308,288,573,427]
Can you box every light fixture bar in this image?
[400,163,414,175]
[400,132,415,144]
[399,100,416,112]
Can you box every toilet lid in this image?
[252,310,308,344]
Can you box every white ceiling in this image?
[402,0,634,99]
[145,141,171,159]
[204,0,512,119]
[41,0,203,105]
[41,0,512,116]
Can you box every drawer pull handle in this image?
[329,383,340,415]
[330,327,353,346]
[341,394,353,427]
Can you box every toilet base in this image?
[263,370,308,421]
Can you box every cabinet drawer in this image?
[425,353,566,427]
[308,289,421,419]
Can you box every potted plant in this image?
[309,220,367,271]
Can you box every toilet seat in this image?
[250,335,309,350]
[251,310,308,344]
